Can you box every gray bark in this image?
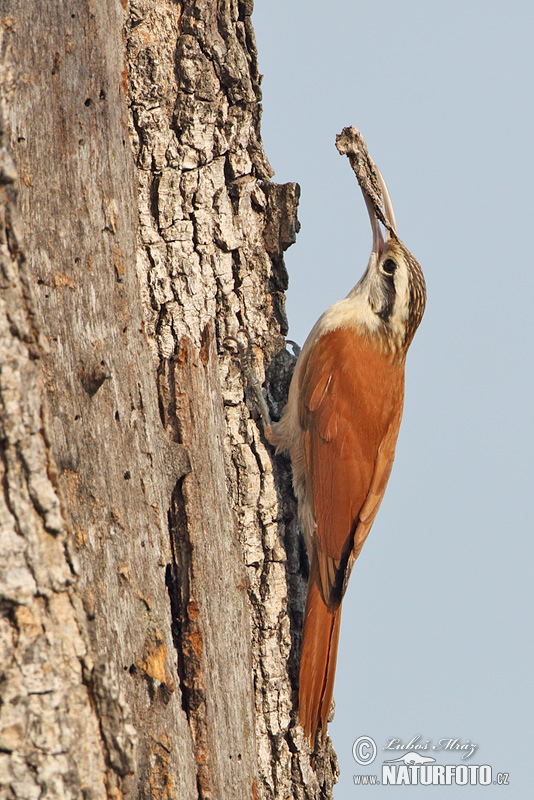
[0,2,338,798]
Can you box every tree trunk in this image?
[0,2,338,798]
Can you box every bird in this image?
[227,129,426,743]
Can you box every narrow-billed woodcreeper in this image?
[232,128,426,742]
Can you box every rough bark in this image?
[0,2,338,798]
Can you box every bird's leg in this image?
[224,329,273,436]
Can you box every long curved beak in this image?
[363,192,384,258]
[363,167,398,258]
[376,167,397,237]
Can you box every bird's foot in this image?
[224,329,273,430]
[286,339,301,357]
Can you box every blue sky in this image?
[253,2,533,796]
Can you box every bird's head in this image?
[353,169,426,354]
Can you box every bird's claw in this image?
[286,339,301,357]
[224,328,258,372]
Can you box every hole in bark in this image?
[99,88,106,101]
[74,414,81,421]
[80,368,107,397]
[84,97,92,107]
[123,470,131,480]
[158,683,173,705]
[115,410,120,421]
[51,52,61,76]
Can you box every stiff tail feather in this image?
[298,559,342,741]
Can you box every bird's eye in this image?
[382,258,397,275]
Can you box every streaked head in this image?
[355,169,426,352]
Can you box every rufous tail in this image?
[298,560,342,741]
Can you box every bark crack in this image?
[165,464,211,799]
